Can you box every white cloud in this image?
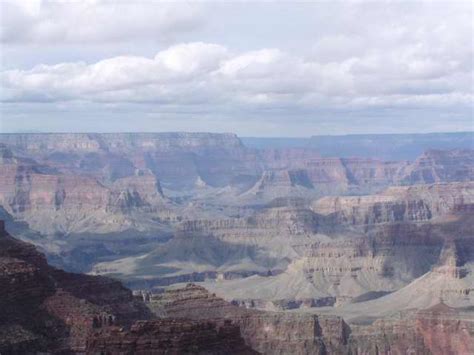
[156,42,229,75]
[0,0,203,43]
[2,39,472,111]
[0,0,472,134]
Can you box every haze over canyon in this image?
[1,0,473,353]
[0,131,473,353]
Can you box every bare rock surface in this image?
[0,133,473,354]
[141,283,474,354]
[0,223,255,354]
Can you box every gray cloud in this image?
[0,0,472,135]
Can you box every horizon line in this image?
[0,130,473,138]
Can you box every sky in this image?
[0,0,473,136]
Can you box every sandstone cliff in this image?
[0,221,152,353]
[141,283,474,355]
[0,223,255,354]
[143,283,350,355]
[401,149,474,184]
[312,182,474,226]
[0,145,170,234]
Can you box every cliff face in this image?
[401,149,474,184]
[348,304,474,354]
[0,134,472,239]
[92,181,473,306]
[0,132,244,153]
[1,134,471,196]
[0,133,472,354]
[0,221,154,353]
[144,283,350,355]
[1,219,472,354]
[312,182,474,226]
[141,283,474,355]
[257,150,397,186]
[0,133,259,189]
[87,319,256,355]
[415,304,474,354]
[0,224,256,354]
[0,145,169,234]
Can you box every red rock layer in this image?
[87,319,256,354]
[0,224,149,353]
[144,284,350,354]
[0,224,257,354]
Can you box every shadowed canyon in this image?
[0,132,473,354]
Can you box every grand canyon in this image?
[1,1,473,353]
[0,132,472,354]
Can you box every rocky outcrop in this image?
[94,182,473,304]
[144,284,350,355]
[0,223,154,353]
[0,132,244,154]
[241,169,315,202]
[0,148,170,234]
[312,182,474,226]
[0,133,472,239]
[0,133,472,354]
[401,149,474,184]
[91,204,326,287]
[1,219,472,354]
[415,303,474,354]
[0,133,261,189]
[110,171,165,212]
[1,134,471,195]
[87,319,256,354]
[348,303,474,354]
[0,224,256,354]
[142,283,474,354]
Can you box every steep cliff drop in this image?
[0,221,254,354]
[140,283,474,355]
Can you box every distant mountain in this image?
[242,132,474,160]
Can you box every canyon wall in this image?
[143,283,473,355]
[0,223,255,354]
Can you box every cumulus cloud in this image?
[0,0,472,134]
[0,0,203,43]
[2,39,472,110]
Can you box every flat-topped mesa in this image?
[101,132,244,151]
[0,132,257,190]
[0,132,244,153]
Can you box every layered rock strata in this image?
[143,284,350,355]
[142,283,474,354]
[0,223,255,354]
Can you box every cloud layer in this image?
[3,40,471,109]
[0,0,472,135]
[1,0,203,44]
